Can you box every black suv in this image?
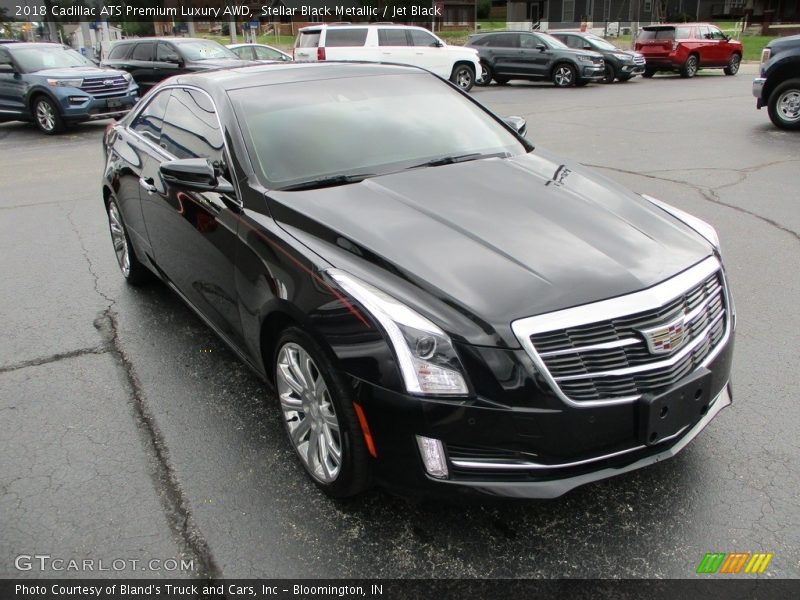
[467,31,605,87]
[550,31,646,83]
[101,37,251,91]
[752,34,800,130]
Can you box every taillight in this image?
[317,46,326,61]
[672,40,679,52]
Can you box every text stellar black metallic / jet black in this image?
[101,62,734,499]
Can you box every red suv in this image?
[635,23,743,78]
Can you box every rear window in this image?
[107,43,131,60]
[297,31,321,48]
[639,26,690,40]
[324,28,368,47]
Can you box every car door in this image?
[138,86,243,344]
[519,33,552,78]
[153,41,185,83]
[0,47,27,117]
[692,25,713,65]
[486,33,521,76]
[408,28,448,76]
[127,41,157,89]
[707,25,731,65]
[112,88,173,257]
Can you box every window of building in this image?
[563,0,575,22]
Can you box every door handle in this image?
[381,51,392,55]
[139,177,157,194]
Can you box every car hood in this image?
[269,150,713,347]
[32,66,127,78]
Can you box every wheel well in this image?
[452,61,475,74]
[260,311,300,383]
[764,66,800,102]
[28,91,52,111]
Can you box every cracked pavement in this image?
[1,64,798,579]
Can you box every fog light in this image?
[68,96,89,104]
[416,435,448,479]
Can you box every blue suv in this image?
[0,42,139,134]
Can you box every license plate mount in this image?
[107,99,122,108]
[638,368,713,446]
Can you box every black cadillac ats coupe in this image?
[101,62,734,498]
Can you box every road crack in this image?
[0,346,109,374]
[583,161,800,243]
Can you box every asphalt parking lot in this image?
[2,63,799,579]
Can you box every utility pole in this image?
[229,18,236,43]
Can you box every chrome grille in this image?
[80,76,128,96]
[632,54,646,66]
[512,258,730,406]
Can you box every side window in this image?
[159,88,224,164]
[695,26,710,39]
[675,27,691,39]
[708,26,726,40]
[156,42,180,62]
[409,29,438,47]
[131,90,172,145]
[324,28,368,47]
[378,29,409,46]
[489,33,519,48]
[254,46,282,60]
[107,44,131,60]
[131,42,154,62]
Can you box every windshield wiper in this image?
[406,151,510,170]
[278,173,374,192]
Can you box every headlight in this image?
[47,78,83,88]
[122,72,133,83]
[641,194,721,251]
[326,269,469,396]
[577,55,594,63]
[613,52,631,61]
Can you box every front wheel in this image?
[767,78,800,131]
[450,64,475,92]
[724,53,741,76]
[274,328,371,497]
[552,63,577,87]
[107,198,151,285]
[680,55,699,78]
[32,96,64,135]
[602,64,617,84]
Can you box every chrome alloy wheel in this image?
[35,100,56,132]
[455,67,473,89]
[777,89,800,123]
[277,342,342,483]
[107,202,130,277]
[554,66,574,87]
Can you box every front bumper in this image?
[58,87,139,122]
[620,64,646,76]
[753,77,766,108]
[580,65,605,81]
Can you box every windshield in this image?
[230,73,527,189]
[540,33,568,49]
[586,35,619,51]
[175,40,238,61]
[10,45,93,72]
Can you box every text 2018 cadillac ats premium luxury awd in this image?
[101,62,734,499]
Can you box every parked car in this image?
[466,31,605,87]
[293,23,481,91]
[634,23,742,78]
[101,62,734,499]
[550,31,646,83]
[101,37,251,91]
[0,42,138,134]
[752,34,800,130]
[228,43,292,62]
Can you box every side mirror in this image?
[164,54,183,66]
[160,158,235,194]
[535,43,547,51]
[503,116,527,137]
[435,40,444,48]
[0,63,16,74]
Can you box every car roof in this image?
[4,42,67,48]
[168,61,424,92]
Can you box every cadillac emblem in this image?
[639,314,687,355]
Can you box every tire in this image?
[602,63,617,84]
[552,63,577,87]
[680,54,699,78]
[642,69,656,78]
[476,62,492,86]
[494,76,509,85]
[274,327,371,498]
[32,96,64,135]
[450,64,475,92]
[724,53,741,76]
[618,74,634,82]
[106,198,151,285]
[767,78,800,131]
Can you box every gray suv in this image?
[467,31,605,87]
